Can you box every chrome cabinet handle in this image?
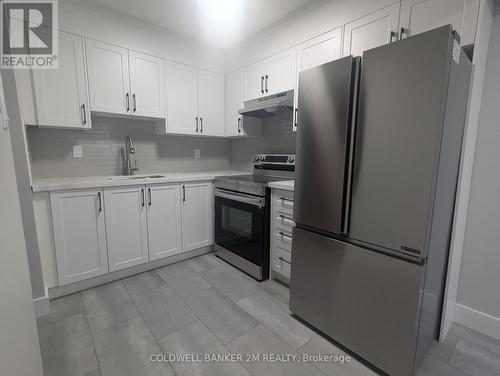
[279,197,294,204]
[195,117,199,132]
[294,108,298,128]
[126,93,130,112]
[132,94,137,113]
[141,188,145,207]
[200,117,203,133]
[265,75,268,93]
[261,76,264,94]
[182,185,186,202]
[278,256,291,265]
[81,104,87,124]
[400,27,408,39]
[278,231,292,240]
[390,31,398,43]
[279,214,294,222]
[148,188,152,206]
[97,191,102,212]
[237,118,241,133]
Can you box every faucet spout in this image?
[125,136,138,175]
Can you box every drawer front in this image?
[273,207,295,228]
[272,189,294,218]
[273,244,292,278]
[273,222,293,250]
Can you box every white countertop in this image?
[268,180,294,191]
[32,170,251,192]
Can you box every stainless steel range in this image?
[214,154,295,281]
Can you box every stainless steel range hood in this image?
[238,90,294,118]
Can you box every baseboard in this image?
[33,287,49,317]
[455,303,500,341]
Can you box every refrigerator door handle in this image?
[341,57,361,235]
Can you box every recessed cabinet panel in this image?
[147,184,182,260]
[197,69,225,136]
[165,62,198,135]
[264,49,296,96]
[129,51,165,118]
[50,189,108,285]
[104,186,149,271]
[85,39,130,115]
[343,3,400,57]
[243,61,266,101]
[33,31,90,128]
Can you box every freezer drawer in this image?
[289,227,425,376]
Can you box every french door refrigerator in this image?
[289,25,471,376]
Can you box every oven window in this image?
[215,195,265,265]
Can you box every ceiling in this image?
[86,0,323,48]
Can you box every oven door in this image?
[214,188,266,266]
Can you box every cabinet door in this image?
[33,31,90,128]
[85,39,130,115]
[197,69,225,136]
[129,50,165,118]
[294,27,343,130]
[181,182,213,252]
[400,0,477,44]
[264,49,296,96]
[147,184,182,260]
[50,189,107,285]
[165,61,198,135]
[343,3,400,57]
[243,61,265,101]
[104,186,148,271]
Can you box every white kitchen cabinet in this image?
[32,31,90,129]
[293,27,343,130]
[225,69,261,138]
[146,184,182,260]
[343,3,400,57]
[85,39,130,115]
[197,69,225,136]
[104,186,149,271]
[50,189,108,285]
[243,48,295,101]
[181,182,214,252]
[399,0,479,45]
[165,61,198,135]
[129,50,165,118]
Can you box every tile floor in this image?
[37,253,500,376]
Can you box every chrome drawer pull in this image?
[278,256,291,265]
[279,214,294,222]
[278,231,292,240]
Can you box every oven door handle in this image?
[215,189,265,208]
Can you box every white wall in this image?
[455,0,500,339]
[0,71,44,376]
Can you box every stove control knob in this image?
[260,156,265,161]
[288,156,295,163]
[254,156,260,162]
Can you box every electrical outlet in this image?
[72,145,83,159]
[194,149,200,159]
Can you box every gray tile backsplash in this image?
[27,115,296,179]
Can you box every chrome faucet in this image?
[125,136,139,175]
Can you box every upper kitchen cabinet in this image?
[128,51,165,118]
[243,48,296,101]
[225,69,261,138]
[197,69,225,136]
[85,39,130,115]
[86,39,165,119]
[32,31,90,129]
[293,27,343,130]
[343,3,400,57]
[399,0,480,45]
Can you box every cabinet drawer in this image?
[272,222,293,252]
[273,208,295,228]
[273,244,292,278]
[271,189,294,218]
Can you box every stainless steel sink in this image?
[108,174,165,181]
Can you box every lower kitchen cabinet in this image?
[181,182,214,252]
[103,186,149,272]
[147,184,182,260]
[50,189,108,285]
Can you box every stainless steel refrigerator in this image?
[289,25,471,376]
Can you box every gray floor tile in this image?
[166,273,212,298]
[299,334,378,376]
[201,265,260,301]
[428,332,459,363]
[93,316,174,376]
[130,285,198,340]
[449,339,500,376]
[37,293,84,327]
[159,320,251,376]
[122,271,165,295]
[451,323,500,357]
[83,369,102,376]
[82,281,139,332]
[258,280,290,306]
[155,260,199,282]
[38,313,98,376]
[417,355,467,376]
[183,253,222,272]
[237,290,314,349]
[184,287,259,344]
[227,324,324,376]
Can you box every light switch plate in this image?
[72,145,83,159]
[194,149,200,159]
